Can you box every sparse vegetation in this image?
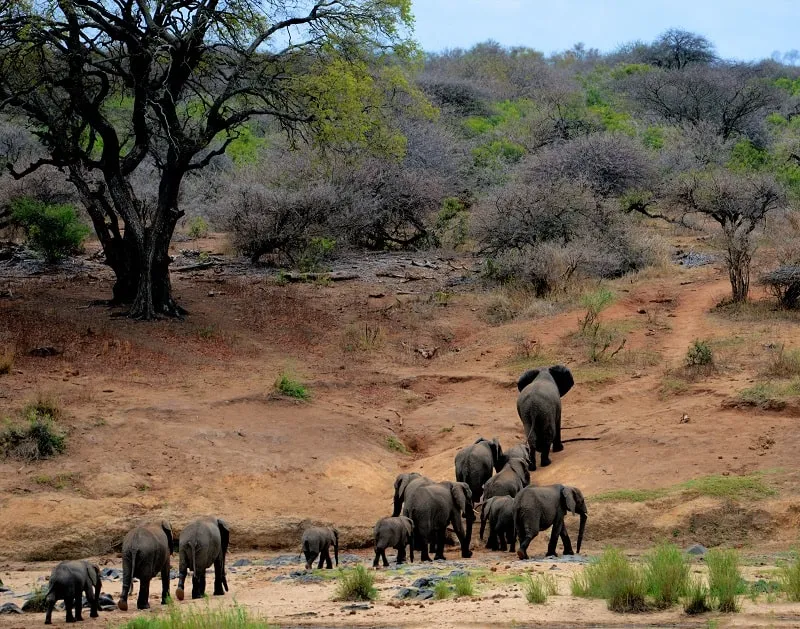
[683,576,711,614]
[1,399,66,460]
[686,339,714,367]
[23,585,48,612]
[707,548,742,612]
[593,488,668,503]
[274,372,310,401]
[118,603,273,628]
[593,472,775,503]
[764,344,800,378]
[644,542,689,608]
[571,547,647,612]
[334,565,377,602]
[524,573,558,604]
[780,553,800,601]
[386,436,409,454]
[0,349,13,375]
[434,580,451,599]
[452,574,475,597]
[34,473,75,490]
[10,197,90,262]
[187,216,210,239]
[341,323,384,352]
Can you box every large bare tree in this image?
[0,0,415,318]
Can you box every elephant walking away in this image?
[404,481,474,561]
[514,484,587,560]
[482,457,529,501]
[117,520,173,611]
[176,516,229,600]
[480,496,515,552]
[373,516,414,568]
[392,473,433,517]
[44,560,101,625]
[302,526,339,570]
[455,437,505,503]
[516,365,574,470]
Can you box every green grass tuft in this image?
[592,488,668,503]
[23,585,48,612]
[524,573,558,604]
[686,339,714,366]
[1,399,66,461]
[707,548,741,612]
[434,580,451,599]
[571,547,647,612]
[274,372,310,400]
[643,542,689,608]
[683,576,711,614]
[780,553,800,601]
[118,602,273,628]
[452,574,475,597]
[681,474,777,500]
[334,565,377,602]
[386,436,409,454]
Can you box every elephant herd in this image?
[40,364,581,623]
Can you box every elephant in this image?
[513,484,587,560]
[44,560,101,625]
[175,516,229,601]
[373,516,414,568]
[482,457,530,501]
[454,437,505,503]
[403,480,474,561]
[301,526,339,569]
[479,496,515,552]
[516,365,574,470]
[505,442,531,466]
[392,472,432,517]
[117,520,173,612]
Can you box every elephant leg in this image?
[509,523,516,553]
[325,548,333,570]
[517,533,534,560]
[546,519,562,557]
[540,439,553,467]
[160,563,170,605]
[525,423,537,472]
[486,523,497,550]
[45,594,55,625]
[498,528,508,552]
[316,551,325,570]
[559,522,575,555]
[416,531,431,562]
[74,593,83,621]
[191,569,206,599]
[553,410,564,452]
[373,549,381,569]
[396,545,405,565]
[65,596,75,623]
[434,528,446,561]
[137,578,151,610]
[213,557,225,596]
[176,553,188,601]
[304,551,315,570]
[85,582,98,618]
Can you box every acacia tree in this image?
[0,0,416,318]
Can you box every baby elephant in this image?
[176,516,230,601]
[373,516,414,568]
[480,495,515,552]
[301,526,338,570]
[44,560,101,625]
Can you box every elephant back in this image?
[405,484,452,534]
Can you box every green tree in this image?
[0,0,419,318]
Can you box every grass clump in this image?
[681,473,776,500]
[764,344,800,378]
[23,585,48,612]
[643,542,689,608]
[452,574,475,597]
[779,553,800,601]
[686,339,714,367]
[386,436,409,454]
[10,197,89,262]
[341,323,384,352]
[707,548,741,612]
[187,216,210,239]
[434,580,451,599]
[524,573,558,604]
[334,565,377,602]
[683,576,711,614]
[119,603,273,628]
[593,488,668,503]
[274,372,310,401]
[1,400,66,460]
[571,547,647,612]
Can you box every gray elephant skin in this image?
[392,473,432,517]
[482,457,529,500]
[480,495,515,552]
[44,560,101,625]
[373,516,414,568]
[516,365,574,470]
[117,520,173,611]
[504,442,531,465]
[175,516,230,600]
[302,526,339,569]
[403,480,474,561]
[513,484,587,559]
[455,437,505,503]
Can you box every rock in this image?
[260,555,302,568]
[448,570,468,577]
[28,346,62,357]
[101,568,121,581]
[232,558,252,567]
[338,553,362,565]
[0,603,22,615]
[686,544,708,556]
[416,589,435,600]
[170,569,178,580]
[340,603,372,611]
[394,588,418,599]
[0,586,11,593]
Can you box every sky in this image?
[410,0,800,62]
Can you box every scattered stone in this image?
[416,589,434,600]
[0,603,22,615]
[0,585,11,594]
[637,308,647,314]
[232,558,252,567]
[169,569,178,580]
[686,544,708,556]
[260,555,303,568]
[101,568,121,581]
[340,603,372,612]
[28,346,62,357]
[272,571,323,584]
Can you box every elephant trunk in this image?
[576,512,587,555]
[392,497,402,518]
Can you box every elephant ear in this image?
[473,437,487,445]
[490,438,503,463]
[86,562,99,587]
[449,482,468,517]
[562,486,579,515]
[517,369,540,392]
[549,365,574,397]
[161,520,174,554]
[401,517,413,536]
[217,518,230,554]
[396,474,415,499]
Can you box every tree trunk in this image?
[726,242,751,303]
[127,222,184,319]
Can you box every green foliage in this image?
[644,542,689,608]
[434,580,451,599]
[434,197,470,249]
[334,565,377,601]
[524,573,558,604]
[452,574,475,597]
[571,547,647,612]
[779,553,800,601]
[776,77,800,95]
[686,340,714,367]
[729,139,770,172]
[472,138,525,168]
[593,488,668,503]
[386,436,409,454]
[24,586,47,612]
[187,216,210,239]
[118,603,273,628]
[463,99,529,136]
[706,549,741,612]
[683,576,711,614]
[226,124,267,166]
[588,103,636,135]
[1,400,66,461]
[10,197,89,262]
[274,372,310,401]
[579,287,615,332]
[642,126,665,149]
[297,237,336,273]
[682,473,776,500]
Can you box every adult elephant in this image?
[44,560,101,625]
[175,516,229,601]
[513,484,587,560]
[516,365,574,470]
[403,481,474,561]
[392,473,433,517]
[455,437,505,503]
[482,457,529,501]
[118,520,174,611]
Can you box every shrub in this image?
[23,585,48,612]
[118,603,273,628]
[10,197,89,262]
[187,216,210,239]
[335,565,377,601]
[274,372,310,401]
[780,554,800,601]
[707,548,741,612]
[686,339,713,367]
[764,344,800,378]
[434,197,470,250]
[571,547,647,612]
[1,401,66,460]
[452,574,475,597]
[386,436,409,454]
[579,287,615,334]
[298,237,336,272]
[434,580,451,599]
[524,573,558,604]
[683,576,711,614]
[643,542,689,608]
